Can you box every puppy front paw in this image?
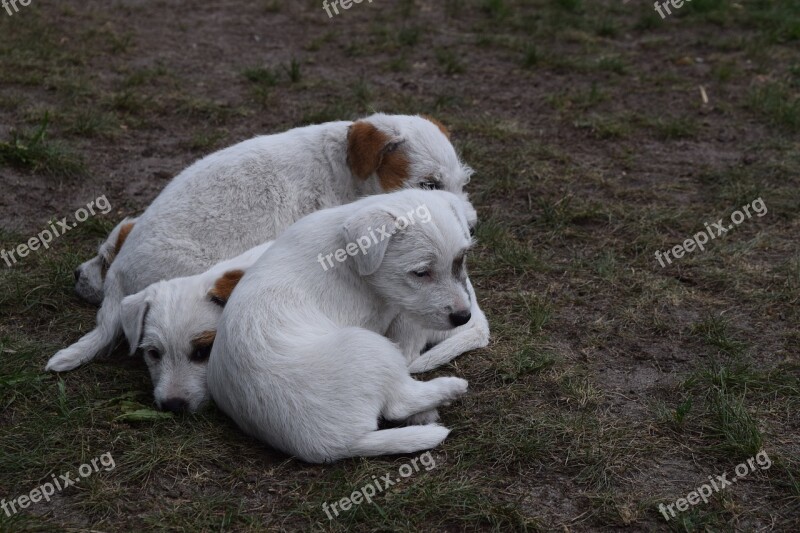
[45,349,86,372]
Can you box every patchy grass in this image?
[749,83,800,132]
[1,0,799,531]
[0,114,86,177]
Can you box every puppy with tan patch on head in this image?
[208,190,480,462]
[118,241,273,413]
[47,113,473,373]
[74,216,138,306]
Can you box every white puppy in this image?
[208,190,478,463]
[118,241,273,413]
[47,114,473,373]
[74,216,138,305]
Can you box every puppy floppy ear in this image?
[343,206,400,276]
[103,219,136,263]
[347,121,407,189]
[208,270,245,307]
[120,290,151,355]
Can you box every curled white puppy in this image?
[74,216,138,305]
[47,113,473,373]
[118,241,273,413]
[208,190,478,463]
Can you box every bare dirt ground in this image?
[0,0,798,531]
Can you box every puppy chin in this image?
[75,283,104,306]
[189,398,210,413]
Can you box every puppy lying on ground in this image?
[118,212,487,414]
[118,241,273,413]
[74,216,138,306]
[208,190,478,462]
[47,114,473,373]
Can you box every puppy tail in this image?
[348,425,450,457]
[45,276,124,372]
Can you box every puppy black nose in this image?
[74,268,81,282]
[449,310,471,327]
[161,398,188,414]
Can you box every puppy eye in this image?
[420,181,441,191]
[469,225,476,236]
[190,345,212,363]
[384,142,401,153]
[412,269,430,278]
[146,349,161,361]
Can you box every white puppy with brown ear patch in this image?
[74,217,138,305]
[47,114,473,373]
[118,241,273,413]
[208,190,479,463]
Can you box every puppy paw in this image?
[436,376,468,406]
[404,409,440,425]
[45,349,86,372]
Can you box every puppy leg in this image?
[45,274,125,371]
[408,279,490,373]
[349,425,451,458]
[382,376,468,422]
[349,374,466,456]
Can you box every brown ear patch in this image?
[102,221,136,278]
[378,150,410,191]
[421,115,450,138]
[115,222,135,255]
[347,121,410,191]
[208,269,245,307]
[347,121,389,180]
[192,330,216,348]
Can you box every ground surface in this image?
[0,0,799,531]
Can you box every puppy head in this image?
[343,191,476,330]
[347,113,473,195]
[119,269,245,413]
[75,217,137,305]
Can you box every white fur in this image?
[74,216,139,306]
[117,241,273,413]
[208,190,480,463]
[46,114,473,372]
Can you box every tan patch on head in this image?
[102,221,135,278]
[421,115,450,138]
[208,269,245,306]
[378,150,410,191]
[115,222,135,256]
[192,330,216,348]
[347,121,389,180]
[347,120,410,191]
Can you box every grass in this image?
[436,48,466,75]
[0,114,86,177]
[1,0,800,530]
[242,66,279,86]
[749,83,800,132]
